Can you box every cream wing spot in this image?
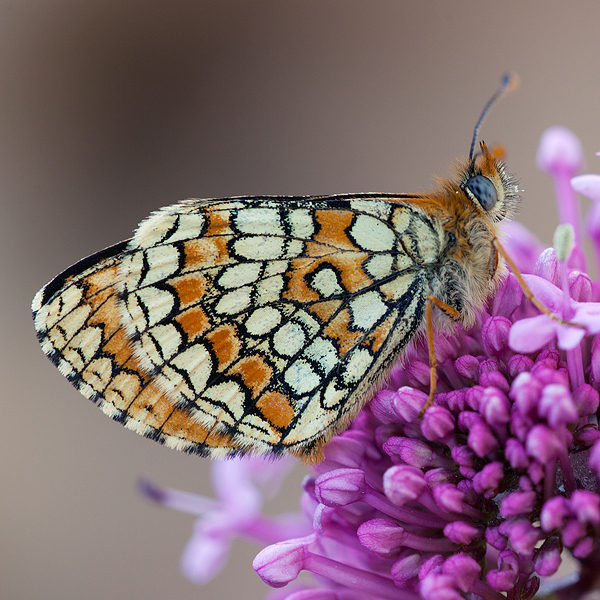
[55,304,91,342]
[350,199,391,219]
[284,359,320,394]
[123,286,175,333]
[215,286,252,315]
[394,249,416,272]
[284,398,330,444]
[171,343,213,395]
[237,416,279,446]
[84,357,113,391]
[73,326,103,361]
[342,348,373,384]
[288,209,314,238]
[118,252,144,290]
[323,380,345,408]
[203,381,246,422]
[264,260,289,277]
[141,287,176,327]
[364,254,394,280]
[148,323,182,361]
[273,321,305,356]
[286,240,304,258]
[44,303,91,351]
[121,294,146,335]
[391,208,412,234]
[380,272,416,301]
[349,214,395,252]
[34,285,84,331]
[349,291,388,330]
[164,212,206,243]
[217,262,262,289]
[294,310,319,337]
[234,236,284,261]
[132,212,178,248]
[155,365,195,401]
[255,275,284,304]
[61,326,102,371]
[304,338,338,375]
[234,208,284,236]
[245,306,282,336]
[139,332,164,369]
[140,245,180,286]
[310,267,343,298]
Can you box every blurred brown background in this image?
[3,2,600,599]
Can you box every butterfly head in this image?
[455,72,520,223]
[460,141,520,223]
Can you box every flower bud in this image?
[468,420,498,457]
[421,405,455,441]
[443,521,480,545]
[383,465,426,505]
[432,484,464,513]
[538,384,578,426]
[253,535,314,587]
[535,537,562,577]
[357,519,406,555]
[486,549,519,592]
[314,469,366,507]
[454,355,480,381]
[482,316,512,359]
[442,554,481,593]
[500,491,537,518]
[479,387,511,425]
[473,461,504,497]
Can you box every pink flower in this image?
[140,457,308,583]
[147,126,600,599]
[509,275,600,351]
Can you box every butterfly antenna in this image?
[469,72,519,161]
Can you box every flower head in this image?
[250,129,600,599]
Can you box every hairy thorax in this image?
[426,194,506,330]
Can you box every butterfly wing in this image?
[33,195,443,461]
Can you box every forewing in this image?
[33,195,441,461]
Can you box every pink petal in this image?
[571,173,600,202]
[502,221,544,273]
[521,275,563,310]
[573,304,600,334]
[537,127,584,174]
[556,322,586,349]
[509,314,558,353]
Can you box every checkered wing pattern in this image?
[32,195,443,461]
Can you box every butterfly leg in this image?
[419,296,461,416]
[492,238,585,330]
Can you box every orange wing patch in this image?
[228,354,273,399]
[206,323,241,370]
[255,391,295,429]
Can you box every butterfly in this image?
[32,74,526,464]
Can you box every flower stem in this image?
[472,578,511,600]
[558,449,577,495]
[566,346,585,391]
[303,551,420,600]
[364,486,448,529]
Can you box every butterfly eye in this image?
[466,175,497,211]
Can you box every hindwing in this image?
[33,194,443,461]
